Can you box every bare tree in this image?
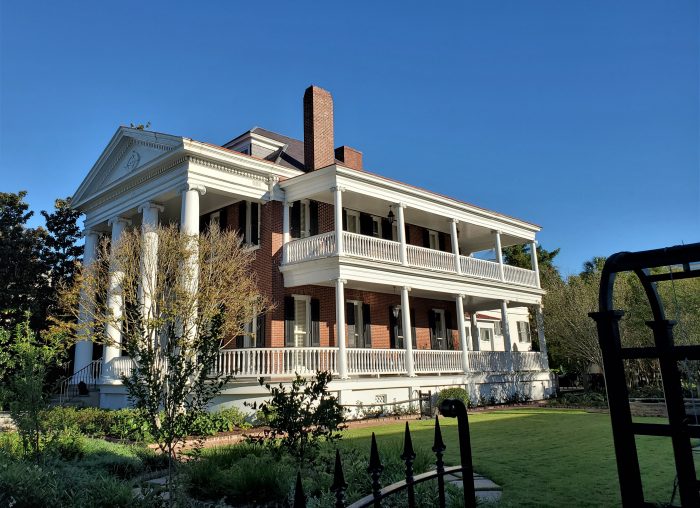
[61,225,266,501]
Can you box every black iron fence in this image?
[293,398,476,508]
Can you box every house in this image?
[69,86,553,410]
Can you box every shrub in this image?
[436,387,471,411]
[109,409,153,442]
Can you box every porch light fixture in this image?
[387,208,395,224]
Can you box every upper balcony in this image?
[279,164,544,305]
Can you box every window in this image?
[293,296,310,347]
[480,327,494,350]
[210,211,221,229]
[494,321,503,336]
[432,309,448,350]
[238,201,260,246]
[428,230,440,250]
[347,301,371,348]
[346,210,360,233]
[517,321,531,342]
[300,200,310,238]
[371,216,382,238]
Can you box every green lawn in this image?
[343,409,698,507]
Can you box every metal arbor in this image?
[589,242,700,507]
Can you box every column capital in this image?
[107,216,131,227]
[180,184,206,195]
[455,293,466,299]
[82,228,100,238]
[392,202,407,209]
[137,201,164,214]
[283,200,295,208]
[449,217,459,224]
[401,285,411,292]
[335,278,347,284]
[330,185,346,193]
[491,229,502,236]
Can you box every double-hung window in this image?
[480,327,494,350]
[517,321,531,343]
[345,210,360,233]
[428,230,440,250]
[238,200,260,246]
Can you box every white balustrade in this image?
[460,256,503,282]
[503,264,538,287]
[466,351,511,372]
[343,232,401,264]
[412,350,464,374]
[346,348,406,375]
[285,232,336,264]
[512,352,548,371]
[215,347,338,378]
[406,244,455,272]
[103,356,135,379]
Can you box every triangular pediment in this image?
[73,127,183,207]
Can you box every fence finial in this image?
[368,432,384,504]
[331,449,348,507]
[401,422,417,506]
[433,416,447,508]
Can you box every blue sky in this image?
[1,1,697,276]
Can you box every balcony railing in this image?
[95,349,548,381]
[284,232,539,288]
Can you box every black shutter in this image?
[429,310,437,350]
[439,232,446,252]
[445,310,454,349]
[410,309,417,348]
[362,303,371,348]
[405,224,411,244]
[346,302,356,348]
[342,209,347,230]
[310,298,320,346]
[250,203,259,245]
[255,313,266,348]
[284,296,295,347]
[309,201,319,236]
[238,201,247,239]
[290,202,301,239]
[359,213,373,236]
[219,207,228,231]
[381,218,392,240]
[389,307,398,349]
[423,229,430,248]
[200,214,209,234]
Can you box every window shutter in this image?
[220,207,228,231]
[405,224,411,244]
[290,202,301,239]
[284,296,295,347]
[309,201,319,236]
[439,232,447,252]
[342,209,348,231]
[200,214,208,234]
[389,307,398,349]
[346,302,356,348]
[429,310,437,350]
[359,213,373,236]
[310,299,320,347]
[250,203,259,245]
[238,201,247,238]
[410,309,417,348]
[362,303,371,348]
[422,229,430,248]
[445,310,454,349]
[255,313,266,348]
[381,218,392,240]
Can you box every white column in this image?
[500,300,514,372]
[103,217,131,372]
[450,218,461,274]
[335,278,348,379]
[493,230,505,281]
[396,203,408,266]
[73,229,100,376]
[181,185,205,236]
[470,313,481,351]
[530,241,541,288]
[282,201,291,264]
[332,186,344,255]
[401,286,415,376]
[455,294,469,373]
[138,202,163,341]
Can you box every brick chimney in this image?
[303,86,335,171]
[335,146,363,171]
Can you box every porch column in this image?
[470,313,481,351]
[535,304,549,359]
[180,185,205,339]
[500,300,514,371]
[335,278,349,379]
[282,201,292,264]
[450,218,462,274]
[332,186,344,256]
[73,229,100,376]
[401,286,415,376]
[138,202,163,340]
[530,241,541,288]
[455,294,469,373]
[493,230,505,281]
[396,203,408,266]
[103,217,131,372]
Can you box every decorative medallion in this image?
[125,150,141,171]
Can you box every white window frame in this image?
[517,321,531,343]
[371,216,382,238]
[300,199,311,238]
[480,326,495,351]
[210,210,221,229]
[432,308,448,350]
[348,300,365,348]
[292,294,311,348]
[346,210,360,234]
[428,230,440,250]
[494,321,503,336]
[244,201,261,247]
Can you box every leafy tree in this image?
[61,225,265,502]
[0,191,46,328]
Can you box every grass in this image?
[343,408,699,507]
